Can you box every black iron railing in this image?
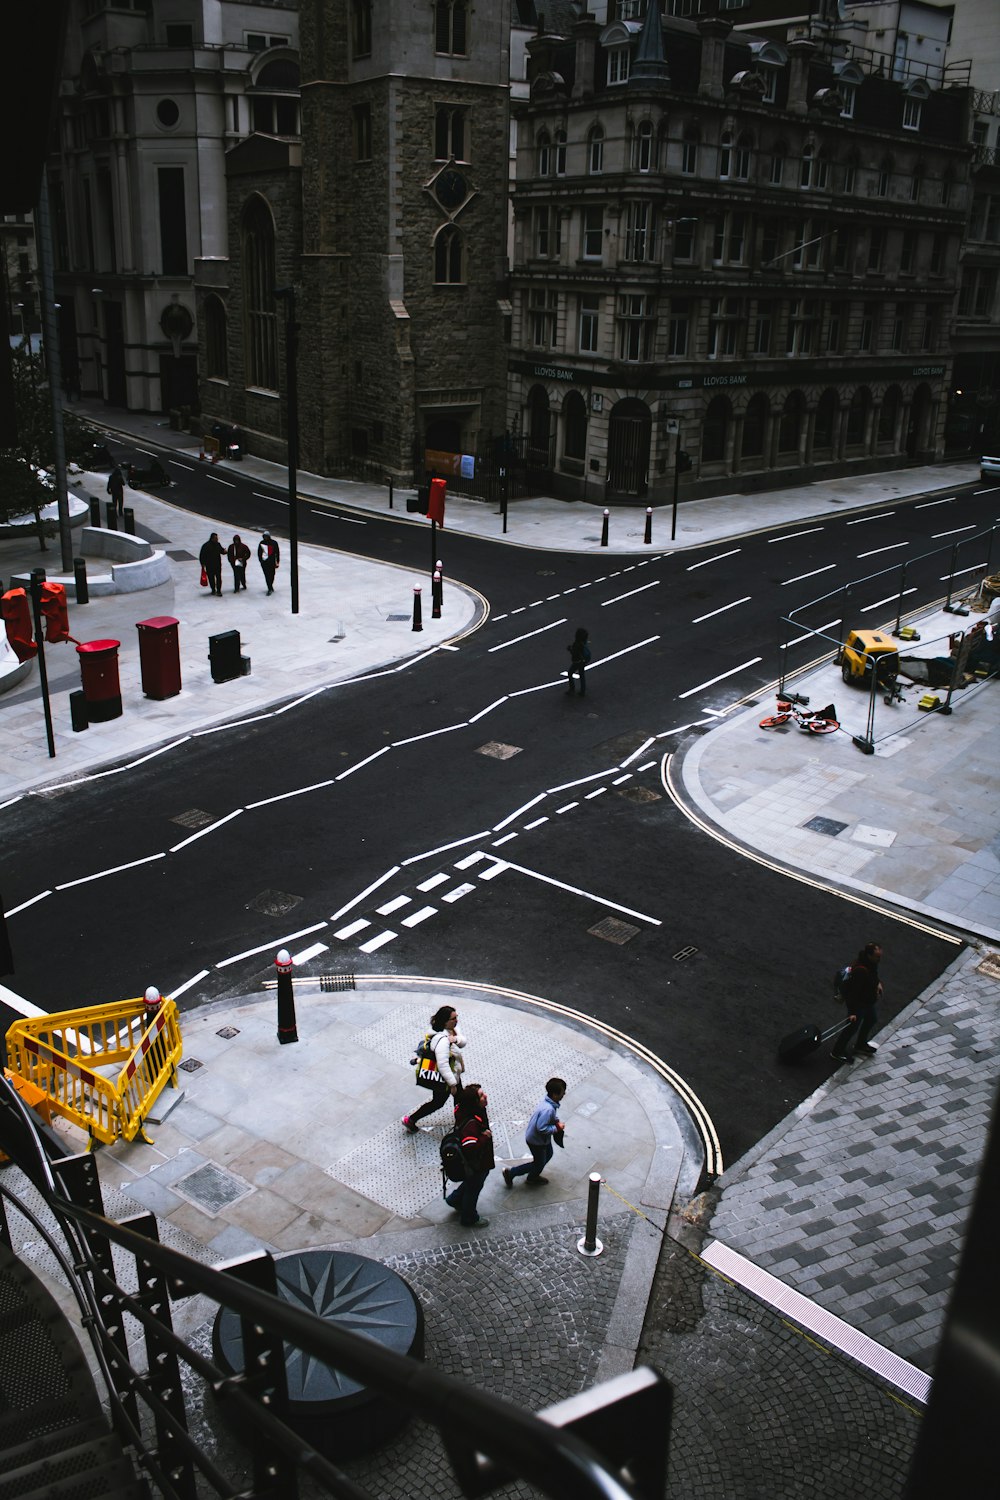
[0,1075,670,1500]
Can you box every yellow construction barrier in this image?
[5,997,183,1148]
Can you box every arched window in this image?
[434,225,464,283]
[563,390,587,462]
[204,295,227,380]
[250,58,300,136]
[741,393,769,459]
[588,124,604,175]
[846,387,870,446]
[702,396,731,463]
[435,1,468,57]
[814,389,838,450]
[242,197,277,391]
[537,130,551,176]
[778,391,805,454]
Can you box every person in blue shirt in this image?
[503,1079,566,1188]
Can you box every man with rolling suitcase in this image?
[831,942,883,1063]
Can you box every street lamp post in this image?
[273,286,300,615]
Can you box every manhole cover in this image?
[245,889,304,916]
[476,742,522,760]
[673,945,699,962]
[174,1163,254,1214]
[172,808,216,829]
[618,786,661,804]
[386,614,410,621]
[978,953,1000,981]
[216,1027,240,1039]
[589,916,641,945]
[179,1058,203,1073]
[802,815,848,837]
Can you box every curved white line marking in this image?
[55,852,166,891]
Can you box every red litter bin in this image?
[76,639,122,722]
[136,616,181,699]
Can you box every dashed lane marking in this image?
[442,883,476,903]
[417,872,450,892]
[401,906,437,928]
[359,930,397,953]
[334,918,371,940]
[376,895,411,915]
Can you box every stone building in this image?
[508,1,973,502]
[48,0,300,413]
[196,0,512,480]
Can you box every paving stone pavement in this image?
[708,945,1000,1373]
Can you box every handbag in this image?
[412,1032,443,1090]
[199,567,208,587]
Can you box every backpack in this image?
[440,1126,474,1185]
[833,965,853,1003]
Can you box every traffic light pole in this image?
[29,573,56,759]
[672,450,681,542]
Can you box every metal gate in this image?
[607,411,650,497]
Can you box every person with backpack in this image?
[503,1079,566,1188]
[443,1083,495,1228]
[831,942,884,1063]
[402,1005,466,1132]
[565,627,591,696]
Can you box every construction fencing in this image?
[5,997,182,1148]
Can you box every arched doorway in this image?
[607,397,651,497]
[701,396,731,465]
[527,385,552,472]
[777,390,805,461]
[878,385,902,451]
[813,388,838,455]
[741,393,769,462]
[907,384,933,457]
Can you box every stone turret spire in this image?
[630,1,670,87]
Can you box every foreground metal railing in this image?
[0,1074,669,1500]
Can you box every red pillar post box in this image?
[136,616,182,699]
[76,639,122,721]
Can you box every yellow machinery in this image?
[838,629,900,692]
[4,996,182,1149]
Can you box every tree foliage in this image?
[0,345,96,543]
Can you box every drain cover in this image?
[476,741,522,760]
[245,889,304,916]
[175,1163,253,1214]
[803,816,848,837]
[618,786,661,804]
[589,916,640,945]
[172,809,216,829]
[216,1027,240,1039]
[386,614,409,621]
[978,953,1000,981]
[179,1058,203,1073]
[673,945,699,962]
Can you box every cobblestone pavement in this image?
[708,946,1000,1373]
[638,1233,920,1500]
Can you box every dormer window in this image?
[748,40,787,107]
[608,47,630,86]
[901,80,928,133]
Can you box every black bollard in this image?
[600,509,609,547]
[388,476,394,510]
[276,948,298,1044]
[412,586,423,632]
[105,500,118,531]
[89,496,101,526]
[432,569,442,619]
[577,1171,605,1257]
[644,507,652,545]
[123,507,135,535]
[73,558,89,605]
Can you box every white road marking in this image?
[393,722,465,747]
[845,512,889,525]
[478,861,509,881]
[498,859,661,926]
[377,895,411,915]
[169,459,195,470]
[493,613,508,621]
[783,618,839,647]
[860,588,917,613]
[637,761,656,772]
[494,794,546,832]
[556,802,578,814]
[781,565,836,585]
[469,698,508,723]
[489,618,567,653]
[55,852,166,891]
[455,851,488,870]
[529,600,544,607]
[915,496,953,509]
[686,549,741,570]
[767,527,823,543]
[274,687,327,716]
[692,595,751,624]
[931,525,976,538]
[678,656,763,699]
[621,737,655,767]
[246,779,335,809]
[293,941,329,964]
[0,984,47,1020]
[207,474,236,486]
[0,795,23,812]
[612,774,632,785]
[401,832,491,866]
[417,872,451,892]
[330,866,401,921]
[169,970,210,1000]
[511,607,527,614]
[5,890,52,917]
[938,564,986,580]
[253,490,282,500]
[335,746,391,780]
[585,787,607,800]
[217,923,329,967]
[169,808,244,852]
[524,816,549,830]
[310,509,366,524]
[492,833,518,846]
[402,906,436,928]
[547,769,616,794]
[593,634,661,668]
[857,542,908,558]
[546,593,561,600]
[359,930,397,953]
[335,918,371,940]
[601,580,660,607]
[442,883,476,902]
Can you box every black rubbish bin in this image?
[209,629,242,684]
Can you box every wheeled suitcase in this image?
[777,1019,851,1065]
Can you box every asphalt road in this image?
[4,449,992,1164]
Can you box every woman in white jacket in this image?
[403,1004,466,1131]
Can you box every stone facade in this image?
[202,0,512,481]
[509,5,973,503]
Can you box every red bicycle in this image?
[759,694,840,734]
